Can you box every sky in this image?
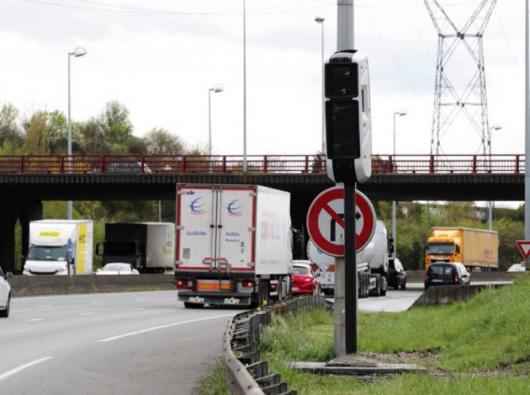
[0,0,525,158]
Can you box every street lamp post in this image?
[392,111,407,259]
[488,126,502,230]
[315,16,326,154]
[208,86,224,170]
[67,47,87,220]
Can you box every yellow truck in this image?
[424,227,498,271]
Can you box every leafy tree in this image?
[23,110,67,155]
[0,103,23,149]
[99,101,133,147]
[495,217,524,270]
[125,136,148,155]
[24,112,50,155]
[47,111,67,154]
[77,119,108,154]
[145,128,184,155]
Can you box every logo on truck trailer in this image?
[227,200,243,216]
[189,197,206,215]
[39,231,61,237]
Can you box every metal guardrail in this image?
[0,154,524,175]
[223,296,326,395]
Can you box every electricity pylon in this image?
[424,0,497,155]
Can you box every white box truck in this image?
[175,184,292,308]
[23,220,94,275]
[97,222,175,273]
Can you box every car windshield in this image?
[28,245,67,261]
[292,266,310,275]
[430,265,454,276]
[102,264,130,271]
[428,243,454,255]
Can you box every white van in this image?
[23,220,93,275]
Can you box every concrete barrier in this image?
[412,284,508,307]
[8,274,175,297]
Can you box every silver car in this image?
[0,267,12,318]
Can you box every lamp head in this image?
[71,47,87,57]
[315,16,325,23]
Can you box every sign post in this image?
[344,182,356,353]
[306,186,375,355]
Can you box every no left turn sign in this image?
[306,186,376,257]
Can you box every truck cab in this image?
[24,244,72,275]
[23,220,93,276]
[424,236,462,269]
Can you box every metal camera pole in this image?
[333,0,356,356]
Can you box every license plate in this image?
[188,296,205,304]
[224,297,240,305]
[292,287,299,291]
[432,279,443,283]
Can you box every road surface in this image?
[359,288,422,312]
[1,289,424,394]
[0,291,239,395]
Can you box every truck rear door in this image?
[177,186,216,269]
[216,186,255,271]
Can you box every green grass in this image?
[197,361,229,395]
[263,274,530,371]
[201,275,530,394]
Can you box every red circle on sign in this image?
[306,186,376,257]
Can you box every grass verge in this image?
[200,275,530,394]
[197,360,229,395]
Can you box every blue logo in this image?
[227,200,243,216]
[190,197,205,215]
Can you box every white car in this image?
[0,267,12,318]
[454,263,471,285]
[96,263,139,275]
[507,263,526,272]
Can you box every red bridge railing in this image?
[0,154,524,175]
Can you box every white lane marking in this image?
[80,312,96,316]
[25,318,44,322]
[98,314,234,343]
[0,357,52,383]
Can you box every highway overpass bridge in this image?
[0,153,524,272]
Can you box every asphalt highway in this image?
[1,289,424,395]
[0,291,239,395]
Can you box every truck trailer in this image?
[308,220,390,297]
[175,184,292,308]
[23,220,93,275]
[425,227,499,270]
[97,222,175,273]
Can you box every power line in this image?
[22,0,329,16]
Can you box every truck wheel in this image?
[400,281,407,290]
[0,295,10,318]
[381,278,387,296]
[184,302,204,309]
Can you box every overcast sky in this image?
[0,0,525,157]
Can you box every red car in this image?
[290,261,320,295]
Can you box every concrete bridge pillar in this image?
[0,200,19,274]
[19,200,43,269]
